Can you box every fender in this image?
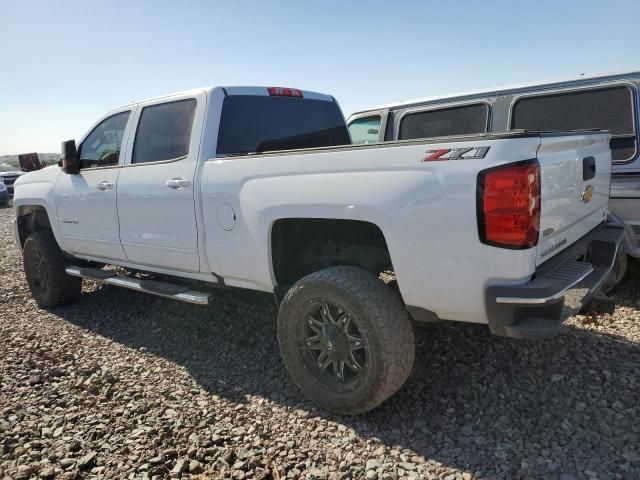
[13,167,68,253]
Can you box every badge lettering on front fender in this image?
[422,146,490,162]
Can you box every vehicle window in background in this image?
[133,99,196,164]
[78,111,130,167]
[511,86,637,163]
[399,103,489,140]
[348,116,382,144]
[217,95,350,155]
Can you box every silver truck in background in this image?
[348,70,640,284]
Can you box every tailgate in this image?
[536,132,612,265]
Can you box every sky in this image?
[1,0,639,155]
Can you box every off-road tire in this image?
[277,266,415,415]
[23,231,82,308]
[602,252,628,293]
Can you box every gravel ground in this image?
[1,204,639,480]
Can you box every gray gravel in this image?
[1,203,639,480]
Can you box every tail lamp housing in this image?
[477,159,541,249]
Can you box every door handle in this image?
[583,156,596,181]
[165,178,191,189]
[96,180,113,191]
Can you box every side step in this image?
[65,266,210,305]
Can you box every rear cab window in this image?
[216,95,350,156]
[510,85,638,163]
[398,103,489,140]
[348,116,382,144]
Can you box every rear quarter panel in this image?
[200,136,542,323]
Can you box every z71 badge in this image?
[422,146,491,162]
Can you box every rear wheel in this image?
[277,266,415,415]
[23,231,82,308]
[602,252,628,293]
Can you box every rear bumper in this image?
[486,223,624,339]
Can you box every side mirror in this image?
[61,140,80,174]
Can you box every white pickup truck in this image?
[13,85,623,414]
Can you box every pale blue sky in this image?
[1,0,639,154]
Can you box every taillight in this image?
[268,87,303,98]
[477,159,541,249]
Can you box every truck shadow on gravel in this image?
[54,262,640,478]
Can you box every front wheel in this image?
[277,266,415,415]
[23,231,82,308]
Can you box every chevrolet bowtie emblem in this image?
[581,185,594,204]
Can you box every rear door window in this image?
[348,116,382,144]
[132,99,197,164]
[216,95,350,155]
[398,103,489,140]
[510,86,637,163]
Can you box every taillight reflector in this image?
[477,160,541,249]
[268,87,303,98]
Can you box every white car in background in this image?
[0,167,26,198]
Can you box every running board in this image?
[65,266,210,305]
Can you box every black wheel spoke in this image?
[347,352,363,372]
[40,262,49,290]
[348,334,366,350]
[317,352,331,371]
[320,303,337,325]
[307,315,324,334]
[303,335,322,350]
[339,313,351,332]
[29,249,49,291]
[332,360,345,382]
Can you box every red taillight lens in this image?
[268,87,303,98]
[477,160,541,249]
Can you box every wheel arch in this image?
[270,217,394,289]
[15,203,64,250]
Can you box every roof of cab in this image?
[129,85,335,107]
[351,68,640,116]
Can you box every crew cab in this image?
[13,85,623,414]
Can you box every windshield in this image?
[216,95,350,156]
[0,164,20,173]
